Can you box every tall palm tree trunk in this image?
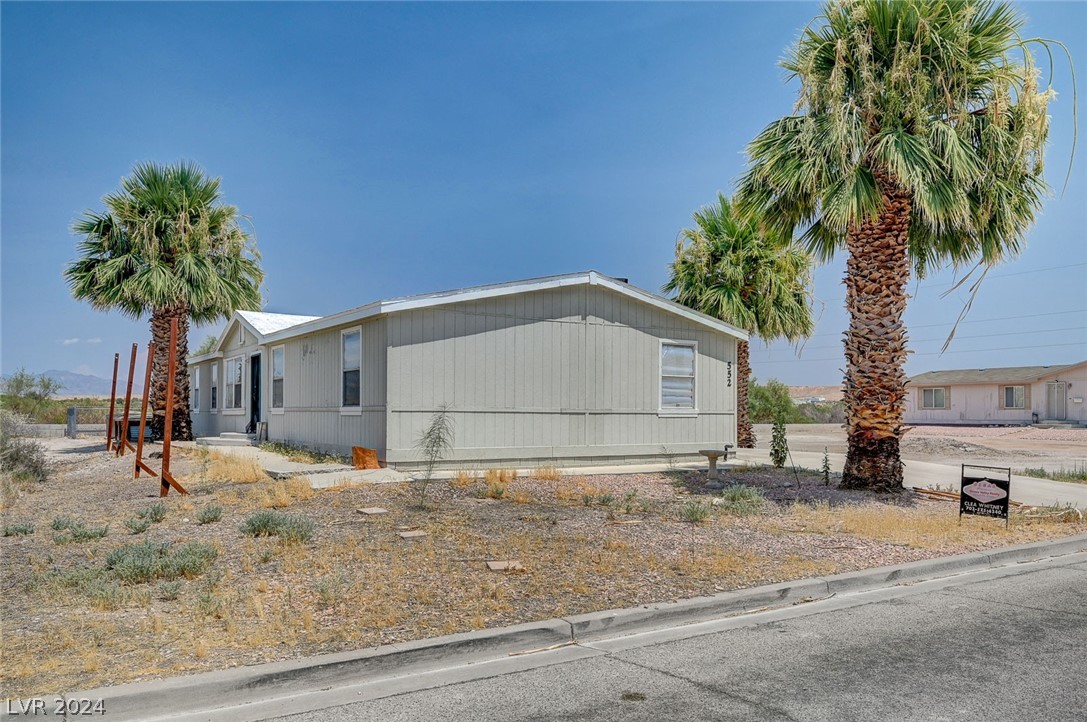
[841,172,911,492]
[149,304,193,441]
[736,340,756,448]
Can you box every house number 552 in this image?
[727,361,732,388]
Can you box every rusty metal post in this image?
[116,343,138,456]
[106,353,119,451]
[134,341,157,479]
[159,319,188,496]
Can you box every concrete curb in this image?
[9,534,1085,721]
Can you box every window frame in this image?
[920,386,948,410]
[1002,385,1026,409]
[191,366,200,413]
[340,327,362,414]
[270,345,285,413]
[658,339,698,416]
[210,362,218,412]
[223,354,245,415]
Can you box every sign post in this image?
[960,464,1011,528]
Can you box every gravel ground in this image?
[1,437,1084,699]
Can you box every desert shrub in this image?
[156,580,183,600]
[53,521,109,545]
[196,505,223,524]
[770,418,788,468]
[822,447,832,486]
[749,378,806,424]
[475,481,507,499]
[717,484,764,515]
[105,540,218,584]
[484,468,518,484]
[316,574,347,607]
[796,400,846,424]
[679,500,713,524]
[414,405,455,507]
[2,522,34,536]
[0,410,49,483]
[124,517,152,535]
[532,464,562,481]
[240,510,315,543]
[138,502,167,523]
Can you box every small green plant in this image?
[2,522,34,536]
[679,500,713,524]
[196,505,223,525]
[257,545,277,563]
[582,493,595,507]
[770,416,788,469]
[316,573,346,607]
[124,517,152,535]
[195,590,223,617]
[622,490,640,514]
[822,447,832,486]
[105,540,218,583]
[413,404,455,507]
[596,493,615,506]
[241,510,316,543]
[478,481,507,499]
[156,580,183,601]
[717,484,764,515]
[137,502,167,523]
[660,445,678,471]
[53,520,109,545]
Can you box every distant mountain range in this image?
[1,369,144,398]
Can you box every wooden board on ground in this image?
[486,560,523,572]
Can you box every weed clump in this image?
[52,517,108,545]
[770,417,788,469]
[679,500,713,524]
[717,484,764,515]
[124,517,152,535]
[240,510,315,543]
[196,505,223,524]
[2,522,34,536]
[105,540,218,584]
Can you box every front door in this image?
[1046,382,1067,420]
[250,354,262,430]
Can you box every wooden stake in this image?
[134,341,157,479]
[115,344,138,456]
[159,319,188,496]
[106,353,119,452]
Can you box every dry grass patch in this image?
[201,451,270,485]
[531,464,562,481]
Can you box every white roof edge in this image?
[258,271,748,344]
[188,351,223,364]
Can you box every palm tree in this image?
[736,0,1061,492]
[664,194,814,449]
[66,161,263,441]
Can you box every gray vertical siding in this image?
[263,318,387,455]
[384,285,737,466]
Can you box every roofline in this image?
[188,351,223,364]
[255,271,749,344]
[907,359,1087,385]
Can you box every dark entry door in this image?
[250,354,262,429]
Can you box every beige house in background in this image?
[904,361,1087,427]
[187,271,747,468]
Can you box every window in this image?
[342,329,361,407]
[225,355,244,410]
[921,387,947,409]
[271,346,285,410]
[210,363,218,411]
[192,367,200,412]
[660,341,696,411]
[1003,385,1026,409]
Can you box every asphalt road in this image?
[276,554,1087,722]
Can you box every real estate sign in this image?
[960,465,1011,526]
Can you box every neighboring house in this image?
[188,271,747,468]
[904,361,1087,426]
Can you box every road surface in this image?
[274,552,1087,722]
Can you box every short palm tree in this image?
[66,161,263,441]
[737,0,1061,491]
[664,194,814,448]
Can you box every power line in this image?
[753,341,1086,364]
[761,325,1085,354]
[798,308,1087,339]
[816,263,1087,304]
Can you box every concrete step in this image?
[195,436,257,447]
[221,432,255,439]
[1033,421,1085,430]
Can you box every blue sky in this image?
[2,1,1084,387]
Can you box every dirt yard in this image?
[2,436,1084,700]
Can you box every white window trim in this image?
[340,326,363,415]
[222,354,246,416]
[1002,385,1026,410]
[210,362,219,414]
[920,386,948,410]
[658,339,698,417]
[192,366,200,413]
[270,345,285,415]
